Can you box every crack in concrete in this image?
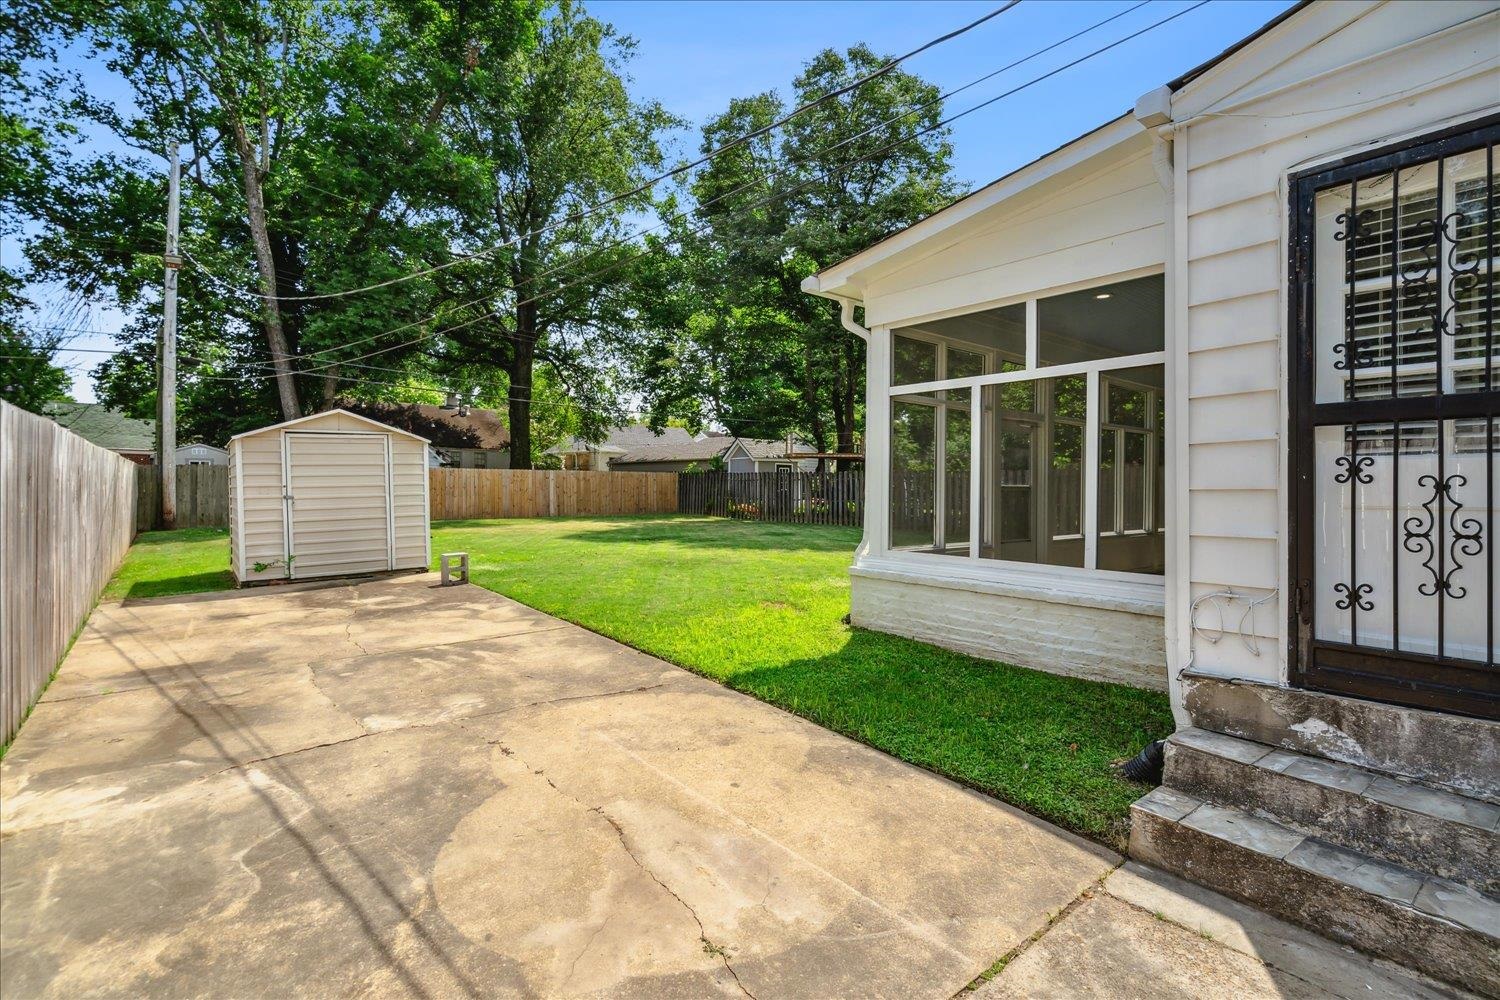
[591,806,757,1000]
[495,741,755,1000]
[343,616,371,656]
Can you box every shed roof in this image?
[228,408,431,444]
[43,402,155,453]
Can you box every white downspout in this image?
[1138,84,1191,728]
[833,294,874,566]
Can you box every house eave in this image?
[804,112,1144,303]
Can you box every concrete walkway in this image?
[2,574,1115,998]
[1,574,1460,998]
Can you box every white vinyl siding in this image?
[238,429,290,581]
[228,409,430,584]
[863,138,1165,328]
[389,434,430,570]
[286,433,390,578]
[1174,0,1500,679]
[228,441,241,579]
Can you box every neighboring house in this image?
[430,446,510,469]
[545,424,696,471]
[722,437,820,474]
[803,3,1497,991]
[608,435,818,474]
[43,402,155,465]
[356,402,511,469]
[175,443,228,466]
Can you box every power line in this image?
[208,0,1191,379]
[190,2,1021,304]
[279,0,1214,378]
[43,0,1208,418]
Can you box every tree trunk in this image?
[507,300,538,469]
[229,127,300,420]
[835,337,859,472]
[321,368,341,409]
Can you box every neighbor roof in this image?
[409,404,509,449]
[546,424,695,457]
[610,437,731,465]
[728,438,815,460]
[43,402,155,453]
[612,436,809,466]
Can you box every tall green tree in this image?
[21,0,540,441]
[435,1,673,467]
[637,45,962,461]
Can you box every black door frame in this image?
[1287,114,1499,720]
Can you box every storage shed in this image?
[228,409,430,584]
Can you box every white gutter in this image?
[836,296,869,341]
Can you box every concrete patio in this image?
[0,574,1464,998]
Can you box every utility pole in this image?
[157,145,181,529]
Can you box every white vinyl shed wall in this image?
[1163,0,1500,686]
[229,409,430,584]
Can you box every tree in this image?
[21,0,541,434]
[0,323,73,412]
[435,1,673,468]
[636,45,962,464]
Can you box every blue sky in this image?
[19,0,1296,400]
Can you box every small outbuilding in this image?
[228,409,430,584]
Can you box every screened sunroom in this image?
[887,274,1167,577]
[803,115,1175,690]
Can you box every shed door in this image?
[1289,117,1497,719]
[285,432,392,579]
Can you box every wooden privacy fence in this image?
[678,471,864,526]
[136,463,230,531]
[1,401,138,745]
[429,468,679,520]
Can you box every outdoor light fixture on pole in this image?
[157,145,181,530]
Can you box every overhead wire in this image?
[197,1,1023,304]
[41,0,1212,421]
[252,0,1155,371]
[270,0,1215,379]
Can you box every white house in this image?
[175,443,228,466]
[804,3,1497,991]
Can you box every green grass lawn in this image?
[102,527,235,601]
[106,516,1171,847]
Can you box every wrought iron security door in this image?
[1290,117,1498,719]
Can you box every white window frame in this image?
[884,277,1166,580]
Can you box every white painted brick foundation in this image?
[850,570,1167,691]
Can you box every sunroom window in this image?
[888,275,1166,576]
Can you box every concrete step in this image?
[1130,786,1500,997]
[1180,672,1499,802]
[1165,727,1500,895]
